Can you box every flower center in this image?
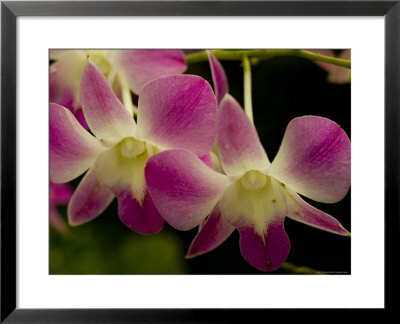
[241,170,267,191]
[120,137,145,158]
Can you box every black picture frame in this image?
[1,0,398,322]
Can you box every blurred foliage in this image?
[50,51,350,275]
[50,202,188,274]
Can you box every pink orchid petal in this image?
[286,188,350,236]
[50,66,89,129]
[50,182,73,205]
[239,219,290,272]
[68,168,114,226]
[217,95,270,176]
[328,50,351,84]
[74,108,90,130]
[208,51,228,105]
[187,206,235,258]
[339,49,351,60]
[80,62,136,141]
[49,50,88,109]
[309,49,338,74]
[145,149,231,231]
[137,75,217,156]
[199,153,213,169]
[49,66,76,110]
[50,103,104,183]
[269,116,351,203]
[309,49,351,84]
[49,205,69,234]
[114,50,187,94]
[118,190,164,234]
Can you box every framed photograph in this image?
[1,0,398,321]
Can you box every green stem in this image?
[122,85,138,116]
[242,56,253,123]
[280,262,323,274]
[186,49,351,69]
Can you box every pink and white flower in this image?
[50,61,217,234]
[50,49,187,113]
[184,51,235,257]
[145,94,351,271]
[309,49,351,84]
[49,182,74,234]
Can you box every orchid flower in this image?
[49,182,74,234]
[183,51,236,256]
[309,49,351,84]
[50,65,89,130]
[49,49,187,113]
[145,94,351,271]
[50,62,217,234]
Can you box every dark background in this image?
[50,51,351,275]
